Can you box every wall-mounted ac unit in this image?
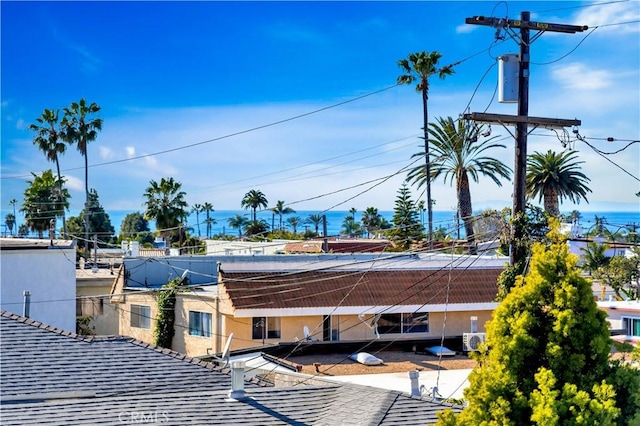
[463,332,486,351]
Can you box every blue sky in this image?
[2,1,639,218]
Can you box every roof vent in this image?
[226,361,247,401]
[409,370,421,397]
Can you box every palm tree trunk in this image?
[422,85,433,250]
[458,173,477,255]
[84,149,89,257]
[544,189,560,217]
[54,159,67,239]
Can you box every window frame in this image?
[622,316,640,337]
[188,311,213,338]
[131,304,151,329]
[252,316,281,340]
[377,312,429,335]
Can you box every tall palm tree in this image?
[397,51,454,249]
[227,214,248,238]
[191,203,202,237]
[361,207,382,238]
[271,200,295,230]
[143,177,188,244]
[204,216,217,238]
[61,99,102,255]
[306,213,324,237]
[202,202,215,238]
[285,216,303,235]
[408,116,511,254]
[241,189,268,222]
[30,108,69,238]
[526,150,592,217]
[5,213,15,237]
[9,199,17,236]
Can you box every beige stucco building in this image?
[114,254,503,357]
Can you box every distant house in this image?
[76,266,121,335]
[1,310,461,425]
[0,238,76,331]
[597,300,640,344]
[204,239,292,255]
[114,253,505,356]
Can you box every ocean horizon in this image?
[2,208,638,240]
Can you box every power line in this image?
[532,0,630,14]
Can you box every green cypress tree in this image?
[438,220,640,425]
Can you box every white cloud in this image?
[65,175,84,191]
[15,119,25,130]
[573,2,640,34]
[456,24,475,34]
[98,146,114,160]
[551,63,612,90]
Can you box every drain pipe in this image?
[226,361,247,401]
[23,290,31,318]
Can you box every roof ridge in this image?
[1,310,138,343]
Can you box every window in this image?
[377,312,429,335]
[252,317,281,340]
[131,304,151,329]
[404,312,429,333]
[622,317,640,337]
[189,311,212,337]
[77,297,105,317]
[378,313,402,335]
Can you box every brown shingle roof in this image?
[222,268,501,310]
[284,240,392,254]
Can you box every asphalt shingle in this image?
[0,310,461,425]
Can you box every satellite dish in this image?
[358,313,381,339]
[211,333,233,367]
[303,326,317,341]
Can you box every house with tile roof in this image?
[0,310,461,425]
[597,300,640,344]
[114,253,504,355]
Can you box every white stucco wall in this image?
[1,241,76,332]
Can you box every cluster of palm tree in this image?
[406,116,511,254]
[143,177,188,245]
[28,99,102,255]
[19,67,596,257]
[396,49,599,255]
[191,203,216,238]
[339,207,392,238]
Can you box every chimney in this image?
[226,361,247,401]
[408,370,421,397]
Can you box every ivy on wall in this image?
[153,277,181,349]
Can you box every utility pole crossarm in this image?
[462,113,580,129]
[464,10,587,267]
[465,16,588,34]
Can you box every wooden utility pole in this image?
[464,12,587,266]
